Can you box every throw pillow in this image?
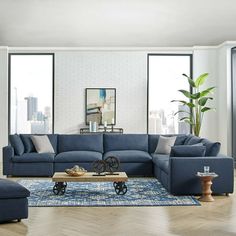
[20,134,36,153]
[9,134,25,156]
[31,135,55,153]
[170,145,206,157]
[201,139,221,156]
[185,136,203,145]
[154,136,176,154]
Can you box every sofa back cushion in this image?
[58,134,103,153]
[20,134,58,153]
[104,134,148,152]
[148,134,188,153]
[9,134,25,156]
[170,145,206,157]
[184,134,221,156]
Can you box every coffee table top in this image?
[52,172,128,182]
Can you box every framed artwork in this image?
[85,88,116,125]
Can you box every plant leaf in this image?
[200,87,215,97]
[186,102,195,108]
[198,97,213,106]
[171,100,187,103]
[191,92,201,99]
[171,100,195,108]
[178,90,192,99]
[174,110,191,116]
[201,107,215,112]
[180,116,190,121]
[195,73,209,87]
[178,90,200,99]
[182,74,196,87]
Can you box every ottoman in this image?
[0,179,30,223]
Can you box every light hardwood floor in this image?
[0,167,236,236]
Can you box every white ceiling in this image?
[1,0,236,47]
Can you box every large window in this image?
[148,54,192,134]
[9,54,54,134]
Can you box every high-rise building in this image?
[178,104,190,134]
[24,96,38,121]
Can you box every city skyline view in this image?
[10,55,53,134]
[148,55,191,134]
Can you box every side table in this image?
[196,172,218,202]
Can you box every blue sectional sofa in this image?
[3,133,234,195]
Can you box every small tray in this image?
[196,172,218,177]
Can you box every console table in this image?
[80,127,123,134]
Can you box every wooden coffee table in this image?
[196,172,218,202]
[52,172,128,196]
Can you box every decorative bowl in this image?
[65,165,87,177]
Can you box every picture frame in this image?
[85,88,116,125]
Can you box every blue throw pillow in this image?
[170,145,206,157]
[9,135,25,155]
[185,136,203,145]
[201,139,221,156]
[20,134,36,153]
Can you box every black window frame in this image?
[8,53,55,135]
[147,53,193,134]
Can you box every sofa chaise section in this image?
[103,134,152,176]
[169,154,234,195]
[150,134,234,195]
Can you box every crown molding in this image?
[5,41,236,52]
[8,46,193,52]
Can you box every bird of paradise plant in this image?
[171,73,215,137]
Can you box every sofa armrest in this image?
[169,155,234,195]
[2,146,14,176]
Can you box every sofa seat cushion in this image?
[103,150,152,163]
[55,151,102,163]
[0,179,30,199]
[12,153,55,163]
[151,153,169,174]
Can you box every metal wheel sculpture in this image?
[104,156,120,173]
[92,160,106,175]
[113,182,127,195]
[53,182,67,195]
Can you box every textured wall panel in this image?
[55,51,147,134]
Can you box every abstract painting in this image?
[85,88,116,125]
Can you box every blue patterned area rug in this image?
[17,178,200,207]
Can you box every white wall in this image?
[0,47,8,163]
[54,51,147,134]
[193,48,219,141]
[217,45,233,155]
[193,43,236,155]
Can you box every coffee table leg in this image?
[53,182,67,195]
[114,182,127,195]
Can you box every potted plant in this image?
[171,73,215,137]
